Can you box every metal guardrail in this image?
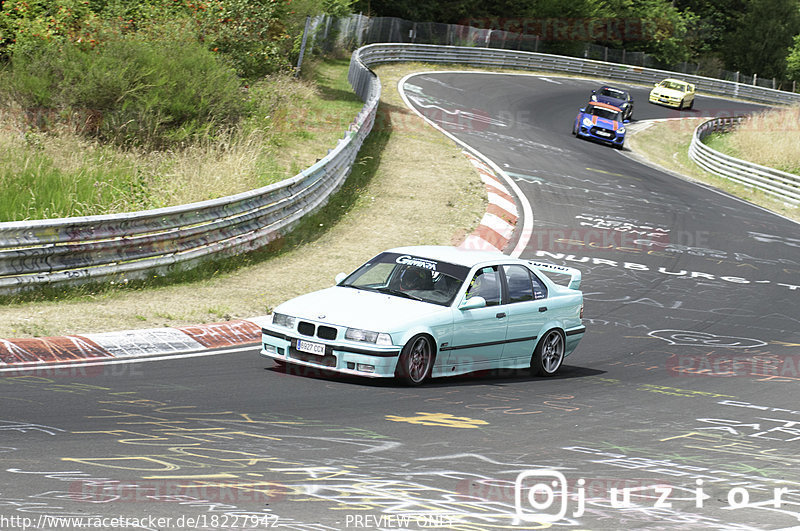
[688,117,800,205]
[355,44,800,105]
[0,57,380,295]
[1,42,796,295]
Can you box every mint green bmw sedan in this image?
[260,246,585,385]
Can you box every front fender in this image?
[396,325,451,366]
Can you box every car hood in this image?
[274,286,448,332]
[652,87,686,97]
[581,113,620,130]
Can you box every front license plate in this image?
[296,339,326,356]
[596,131,612,137]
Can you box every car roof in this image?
[385,245,514,268]
[587,101,622,112]
[660,78,687,84]
[599,85,627,93]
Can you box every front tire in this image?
[531,330,565,376]
[395,335,434,385]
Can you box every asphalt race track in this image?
[2,73,799,531]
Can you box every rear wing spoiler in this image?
[528,261,582,290]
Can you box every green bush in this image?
[3,25,248,149]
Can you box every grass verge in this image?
[703,106,800,175]
[625,118,800,222]
[0,61,486,339]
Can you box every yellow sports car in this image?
[648,78,695,109]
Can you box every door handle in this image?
[539,307,547,312]
[496,312,506,319]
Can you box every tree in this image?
[788,34,800,82]
[722,0,800,79]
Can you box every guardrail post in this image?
[295,16,312,78]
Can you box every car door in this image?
[447,266,508,371]
[500,265,550,366]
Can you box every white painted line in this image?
[0,345,256,374]
[398,72,533,258]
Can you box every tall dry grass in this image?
[722,105,800,175]
[0,66,356,219]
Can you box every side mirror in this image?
[335,272,347,284]
[459,296,487,311]
[579,108,585,113]
[623,119,630,124]
[591,89,597,94]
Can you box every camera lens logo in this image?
[514,470,568,522]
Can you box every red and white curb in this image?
[0,317,270,367]
[459,151,519,252]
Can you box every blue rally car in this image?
[572,101,628,149]
[591,85,634,120]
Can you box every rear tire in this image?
[395,335,434,385]
[531,330,565,376]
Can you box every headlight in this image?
[620,102,629,108]
[617,127,626,135]
[345,328,393,346]
[590,95,597,101]
[582,117,593,128]
[272,313,296,329]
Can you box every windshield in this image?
[588,105,622,121]
[661,80,687,91]
[600,88,627,100]
[340,252,470,306]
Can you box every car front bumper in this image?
[648,92,682,107]
[261,327,402,378]
[577,125,625,146]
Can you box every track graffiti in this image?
[533,250,800,291]
[648,330,768,349]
